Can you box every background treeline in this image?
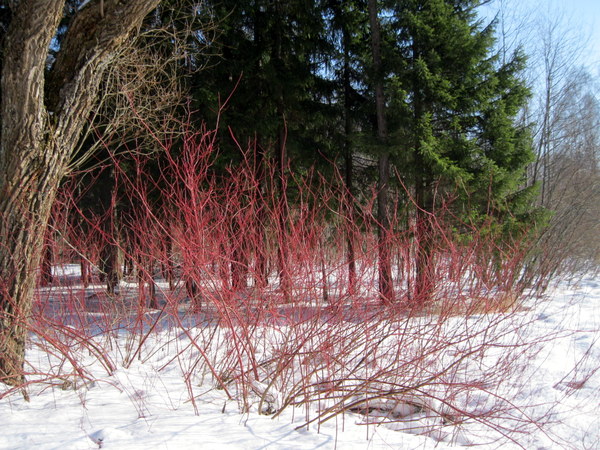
[52,0,599,300]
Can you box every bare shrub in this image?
[3,121,561,447]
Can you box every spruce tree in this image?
[192,0,333,293]
[327,0,370,293]
[385,0,536,302]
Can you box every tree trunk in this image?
[0,0,65,388]
[40,230,54,287]
[99,165,121,295]
[411,34,434,306]
[275,119,291,302]
[162,232,175,291]
[368,0,394,303]
[0,0,160,387]
[231,222,249,291]
[272,0,291,302]
[81,257,90,288]
[100,240,120,295]
[342,19,356,295]
[253,143,269,288]
[251,6,268,289]
[414,173,434,305]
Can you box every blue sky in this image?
[540,0,600,68]
[569,0,600,67]
[480,0,600,73]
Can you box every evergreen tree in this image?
[368,0,394,302]
[326,0,370,292]
[170,0,537,304]
[384,0,537,302]
[192,0,334,293]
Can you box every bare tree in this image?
[528,14,583,201]
[533,69,600,276]
[483,2,599,279]
[0,0,160,387]
[72,4,212,168]
[516,10,600,277]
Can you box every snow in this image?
[1,267,598,450]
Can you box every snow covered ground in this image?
[0,267,598,449]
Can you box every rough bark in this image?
[0,0,65,388]
[40,233,54,287]
[0,0,160,387]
